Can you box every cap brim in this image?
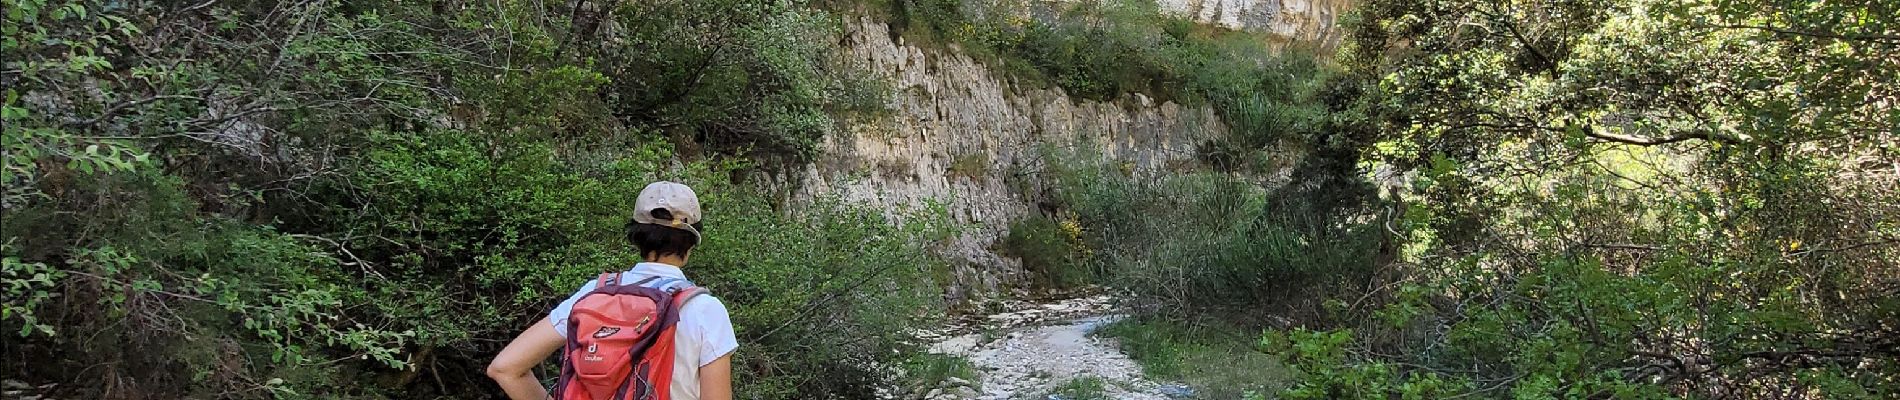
[634,220,701,241]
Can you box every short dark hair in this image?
[626,219,702,259]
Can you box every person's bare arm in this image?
[697,354,734,400]
[488,317,564,400]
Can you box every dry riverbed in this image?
[903,294,1194,400]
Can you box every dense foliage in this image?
[1030,145,1383,314]
[1277,0,1900,397]
[6,0,1896,398]
[997,0,1898,398]
[1097,316,1293,398]
[2,0,942,398]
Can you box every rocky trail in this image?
[904,293,1195,400]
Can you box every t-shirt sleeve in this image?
[681,295,738,367]
[546,280,601,338]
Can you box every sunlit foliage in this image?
[1,0,933,397]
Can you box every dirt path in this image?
[913,295,1190,400]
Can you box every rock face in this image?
[1157,0,1353,47]
[794,7,1340,298]
[790,17,1226,299]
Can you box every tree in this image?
[1280,0,1900,397]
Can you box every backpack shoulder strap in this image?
[671,285,709,308]
[592,272,666,295]
[595,272,619,290]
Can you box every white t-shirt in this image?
[548,262,738,400]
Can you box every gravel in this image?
[915,294,1183,400]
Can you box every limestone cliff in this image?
[1159,0,1353,48]
[785,18,1221,298]
[794,9,1336,298]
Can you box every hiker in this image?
[487,181,736,400]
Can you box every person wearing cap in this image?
[487,181,738,400]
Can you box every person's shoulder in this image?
[562,278,602,297]
[677,291,734,349]
[679,290,731,326]
[681,289,728,313]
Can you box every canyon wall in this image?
[789,18,1223,298]
[1159,0,1353,47]
[794,6,1338,297]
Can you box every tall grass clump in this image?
[1097,316,1294,397]
[1033,146,1384,314]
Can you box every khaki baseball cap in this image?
[631,181,702,239]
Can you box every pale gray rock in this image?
[783,18,1281,298]
[922,296,1175,399]
[1156,0,1353,47]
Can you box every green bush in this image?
[1036,146,1383,312]
[1098,317,1294,398]
[1000,213,1093,289]
[948,152,990,179]
[1,168,419,398]
[1047,376,1110,400]
[899,353,981,391]
[1259,328,1470,400]
[0,0,936,398]
[1269,0,1900,397]
[694,195,954,397]
[600,0,886,163]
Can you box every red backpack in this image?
[556,273,708,400]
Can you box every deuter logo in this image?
[584,343,603,361]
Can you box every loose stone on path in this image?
[915,294,1185,400]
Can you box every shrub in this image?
[1272,0,1900,396]
[1,169,418,398]
[947,152,990,179]
[1035,146,1383,313]
[1258,328,1469,400]
[1000,213,1093,289]
[0,0,936,398]
[1098,316,1294,398]
[899,353,981,391]
[1047,376,1110,400]
[693,194,954,397]
[597,0,886,164]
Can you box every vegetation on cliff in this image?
[3,0,937,397]
[4,0,1894,398]
[1028,0,1897,398]
[1274,0,1898,397]
[873,0,1356,173]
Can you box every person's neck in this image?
[643,255,688,268]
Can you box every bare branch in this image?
[1446,121,1743,146]
[1580,128,1739,146]
[1714,24,1900,43]
[288,233,386,280]
[69,95,204,128]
